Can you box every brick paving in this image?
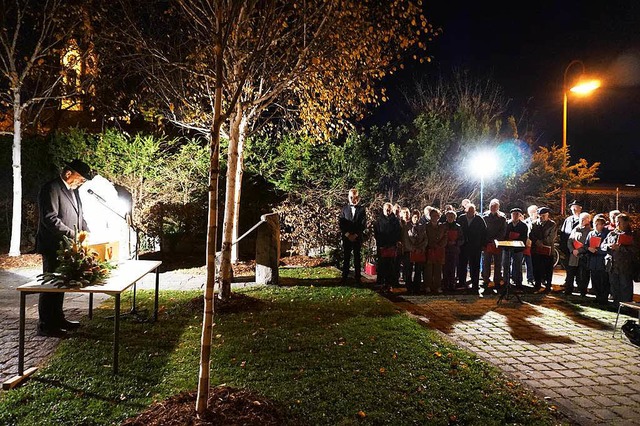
[396,272,640,426]
[3,264,640,425]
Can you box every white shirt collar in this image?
[60,176,72,191]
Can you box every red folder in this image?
[508,232,520,240]
[536,245,552,256]
[523,246,532,256]
[485,242,500,255]
[618,234,633,246]
[589,236,601,249]
[447,230,458,242]
[410,250,426,263]
[379,247,397,258]
[573,240,583,249]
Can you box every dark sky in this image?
[373,1,640,184]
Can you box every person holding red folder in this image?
[585,216,610,304]
[406,210,427,295]
[443,209,464,291]
[502,208,528,289]
[424,208,447,294]
[530,207,557,293]
[566,212,592,296]
[374,203,401,294]
[602,213,639,305]
[482,199,507,293]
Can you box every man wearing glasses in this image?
[35,159,94,337]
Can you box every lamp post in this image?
[561,60,600,214]
[470,150,497,214]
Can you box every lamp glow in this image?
[570,79,601,94]
[469,149,498,214]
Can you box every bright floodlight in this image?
[570,79,601,95]
[470,150,498,178]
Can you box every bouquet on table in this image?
[38,230,115,288]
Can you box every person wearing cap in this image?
[560,200,582,273]
[35,159,93,337]
[502,208,528,288]
[530,207,557,293]
[565,212,592,296]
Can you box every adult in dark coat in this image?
[559,200,582,272]
[530,207,557,293]
[374,202,401,292]
[457,204,487,291]
[339,189,366,283]
[502,208,529,288]
[36,160,93,336]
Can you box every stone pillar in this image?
[255,213,280,285]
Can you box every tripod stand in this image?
[495,240,524,305]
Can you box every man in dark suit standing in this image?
[339,188,366,284]
[36,160,93,337]
[457,203,487,292]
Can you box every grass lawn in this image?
[0,268,563,425]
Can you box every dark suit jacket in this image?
[36,176,89,255]
[339,204,366,242]
[457,214,487,249]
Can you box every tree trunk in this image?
[9,92,22,257]
[218,104,243,300]
[230,115,248,264]
[196,37,224,414]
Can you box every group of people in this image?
[339,189,639,305]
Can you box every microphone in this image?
[87,189,107,204]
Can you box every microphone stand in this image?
[88,190,145,319]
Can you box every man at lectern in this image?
[502,208,529,288]
[35,160,94,337]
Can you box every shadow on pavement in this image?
[398,293,613,344]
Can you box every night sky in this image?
[373,1,640,184]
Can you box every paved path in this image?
[395,273,640,426]
[3,265,640,425]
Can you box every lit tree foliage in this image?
[108,0,436,412]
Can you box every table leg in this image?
[18,292,26,375]
[113,294,120,374]
[89,293,93,320]
[154,266,159,322]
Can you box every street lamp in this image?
[470,150,497,214]
[561,60,601,214]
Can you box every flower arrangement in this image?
[39,231,115,288]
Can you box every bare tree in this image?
[0,0,81,256]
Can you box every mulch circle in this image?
[121,385,284,426]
